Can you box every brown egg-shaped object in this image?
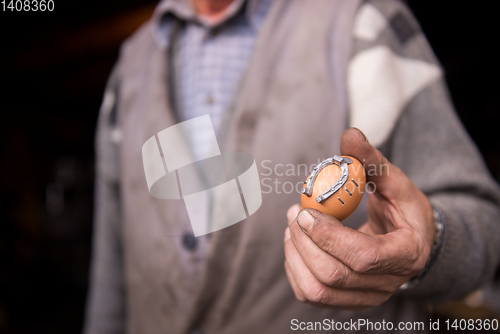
[301,155,365,221]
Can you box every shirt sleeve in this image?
[348,0,500,302]
[83,64,126,334]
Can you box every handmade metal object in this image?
[301,155,365,221]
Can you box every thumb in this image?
[341,128,435,254]
[340,127,411,201]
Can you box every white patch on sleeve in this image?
[353,4,388,41]
[348,46,442,147]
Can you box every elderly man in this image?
[84,0,500,333]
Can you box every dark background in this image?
[0,1,499,333]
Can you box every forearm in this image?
[348,0,500,302]
[385,79,500,301]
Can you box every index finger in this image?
[296,208,419,276]
[288,217,409,292]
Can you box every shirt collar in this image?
[151,0,272,50]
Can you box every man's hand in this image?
[283,128,436,310]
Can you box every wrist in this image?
[400,206,445,290]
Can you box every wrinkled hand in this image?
[284,128,435,310]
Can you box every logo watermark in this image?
[141,115,262,236]
[259,159,389,195]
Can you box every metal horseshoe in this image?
[301,156,353,203]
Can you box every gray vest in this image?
[116,0,425,332]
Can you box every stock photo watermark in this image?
[141,115,262,236]
[259,159,389,195]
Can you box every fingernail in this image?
[297,210,315,234]
[284,227,291,241]
[352,127,370,144]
